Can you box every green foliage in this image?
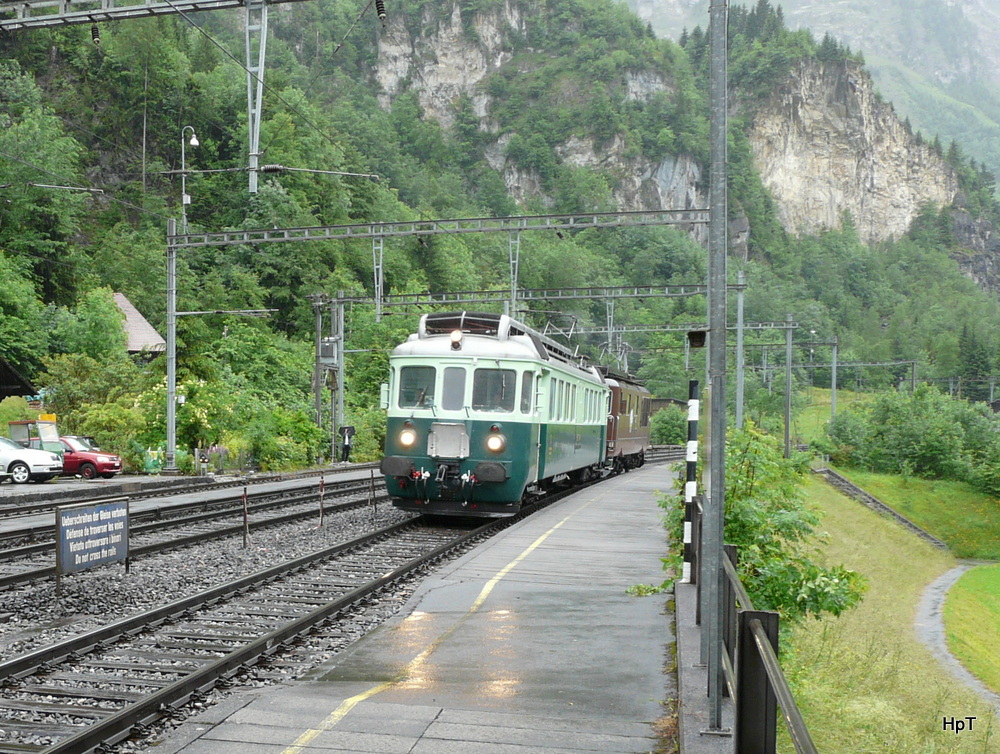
[824,384,1000,498]
[47,287,127,359]
[72,400,148,472]
[0,397,34,428]
[664,422,866,621]
[650,404,687,445]
[0,251,48,375]
[724,423,866,619]
[2,0,1000,479]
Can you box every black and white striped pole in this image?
[681,379,700,583]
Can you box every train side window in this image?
[549,379,557,418]
[399,366,436,408]
[442,367,466,410]
[571,385,578,422]
[641,397,651,427]
[473,368,516,412]
[520,372,534,414]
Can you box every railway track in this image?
[0,471,599,754]
[0,464,380,521]
[0,516,497,754]
[816,467,948,550]
[0,477,389,591]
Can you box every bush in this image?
[650,403,687,444]
[663,421,866,621]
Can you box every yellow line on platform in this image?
[281,494,599,753]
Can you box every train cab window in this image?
[442,367,466,411]
[399,366,436,408]
[473,368,516,412]
[520,372,534,414]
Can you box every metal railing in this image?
[691,497,818,754]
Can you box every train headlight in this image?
[399,425,418,448]
[450,330,463,350]
[486,425,506,452]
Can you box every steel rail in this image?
[0,477,381,555]
[0,489,392,591]
[817,468,948,549]
[0,518,423,682]
[0,463,380,520]
[1,479,582,752]
[37,519,486,754]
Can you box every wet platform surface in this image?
[151,464,679,753]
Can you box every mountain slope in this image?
[627,0,1000,182]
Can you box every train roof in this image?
[596,366,651,394]
[407,311,586,368]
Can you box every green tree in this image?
[0,251,48,375]
[48,287,127,360]
[650,404,686,444]
[0,60,86,303]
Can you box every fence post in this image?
[736,610,779,754]
[722,544,738,696]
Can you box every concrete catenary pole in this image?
[703,0,729,732]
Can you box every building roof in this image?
[0,356,37,400]
[113,293,165,353]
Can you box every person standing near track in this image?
[339,425,355,463]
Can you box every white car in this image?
[0,436,63,484]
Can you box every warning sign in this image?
[56,499,130,574]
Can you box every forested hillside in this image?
[1,0,999,468]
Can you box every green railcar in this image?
[380,312,609,516]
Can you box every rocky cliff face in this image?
[748,59,959,244]
[376,1,708,232]
[375,3,965,257]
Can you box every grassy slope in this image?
[781,477,997,752]
[945,565,1000,698]
[837,469,1000,560]
[793,388,871,445]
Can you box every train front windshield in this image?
[472,369,516,412]
[399,366,436,408]
[396,365,529,414]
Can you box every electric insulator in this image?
[91,24,101,45]
[260,164,285,173]
[375,0,386,22]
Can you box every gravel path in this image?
[914,562,1000,713]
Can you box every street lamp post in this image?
[181,126,199,233]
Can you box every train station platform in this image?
[152,463,680,754]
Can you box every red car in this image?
[59,436,123,479]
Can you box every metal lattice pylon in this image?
[245,0,268,194]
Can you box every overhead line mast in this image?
[0,0,316,194]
